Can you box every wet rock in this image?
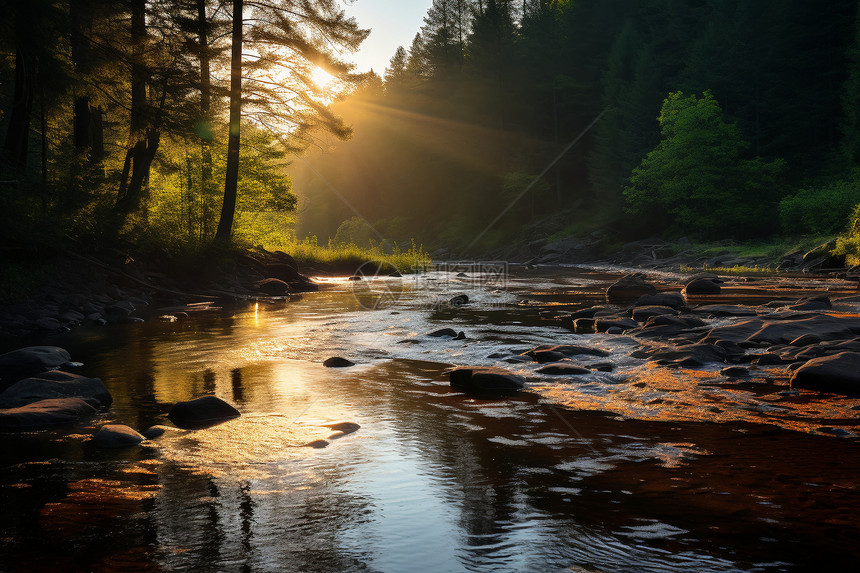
[449,367,525,396]
[91,424,145,448]
[790,352,860,396]
[453,331,467,340]
[787,296,831,311]
[646,343,733,367]
[347,275,362,281]
[536,363,590,375]
[630,306,678,323]
[106,300,136,316]
[692,305,757,317]
[304,439,330,448]
[142,426,168,439]
[594,317,638,333]
[167,396,241,428]
[323,421,360,436]
[0,398,97,430]
[450,294,469,305]
[633,292,686,310]
[0,346,72,386]
[34,317,66,332]
[572,318,595,334]
[605,274,656,304]
[682,277,722,296]
[0,371,112,409]
[789,333,822,347]
[523,345,610,362]
[748,315,860,345]
[428,328,458,338]
[720,366,750,377]
[323,357,355,368]
[816,427,851,437]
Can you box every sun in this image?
[311,67,335,88]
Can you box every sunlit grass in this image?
[680,264,778,275]
[266,237,431,274]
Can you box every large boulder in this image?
[747,315,860,345]
[167,396,241,428]
[449,367,525,396]
[605,274,656,304]
[91,424,146,448]
[0,371,112,409]
[0,398,97,430]
[790,352,860,396]
[633,292,686,310]
[682,277,722,297]
[0,346,72,387]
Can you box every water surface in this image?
[2,267,859,572]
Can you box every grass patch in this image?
[680,264,779,276]
[267,237,431,274]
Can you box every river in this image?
[1,266,859,572]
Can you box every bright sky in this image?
[340,0,432,74]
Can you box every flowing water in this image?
[2,267,860,572]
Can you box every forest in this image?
[293,0,860,256]
[3,0,860,262]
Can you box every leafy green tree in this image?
[624,91,784,238]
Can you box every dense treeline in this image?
[0,0,366,253]
[293,0,860,251]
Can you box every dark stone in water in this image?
[573,318,595,334]
[0,397,96,430]
[453,331,467,340]
[720,366,750,378]
[790,352,860,396]
[789,333,822,347]
[605,274,656,304]
[683,278,722,296]
[142,426,167,439]
[0,370,112,409]
[325,422,360,439]
[0,346,72,387]
[323,357,355,368]
[450,294,469,305]
[594,317,638,333]
[536,363,590,375]
[304,439,330,448]
[428,328,458,338]
[817,427,851,437]
[524,345,610,362]
[167,396,241,428]
[91,424,145,448]
[630,306,677,323]
[449,367,525,396]
[348,275,362,281]
[693,305,757,317]
[633,292,686,309]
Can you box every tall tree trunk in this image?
[116,0,157,219]
[3,48,35,170]
[215,0,243,241]
[197,0,214,224]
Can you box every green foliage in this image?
[779,175,860,235]
[624,91,785,238]
[333,216,377,246]
[268,236,431,273]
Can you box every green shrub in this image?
[779,176,860,235]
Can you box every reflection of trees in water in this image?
[150,459,376,571]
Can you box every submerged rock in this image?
[428,328,458,338]
[536,363,590,375]
[91,424,146,448]
[449,367,525,396]
[167,396,241,428]
[0,370,112,409]
[323,357,355,368]
[0,397,96,430]
[790,352,860,396]
[450,294,469,305]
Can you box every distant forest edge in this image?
[3,0,860,263]
[294,0,860,257]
